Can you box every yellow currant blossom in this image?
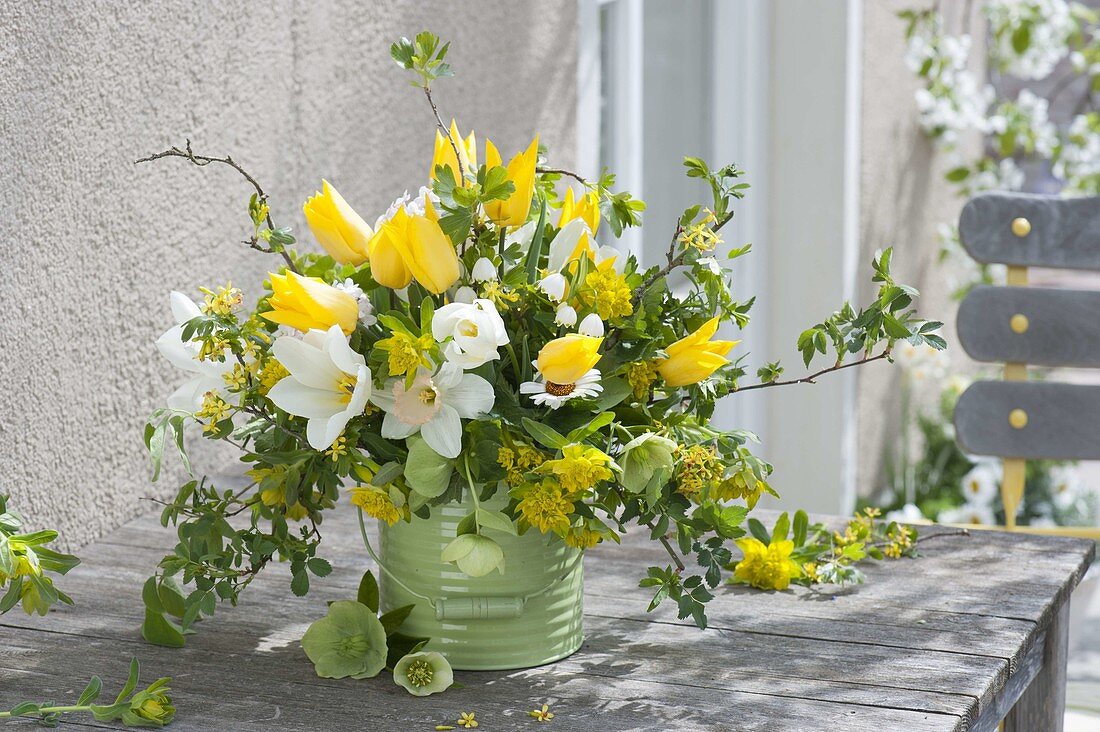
[199,283,243,316]
[258,359,290,394]
[528,704,555,722]
[457,711,479,729]
[558,187,601,234]
[221,362,254,392]
[479,280,521,310]
[375,331,434,377]
[517,481,574,534]
[624,360,660,400]
[673,444,722,495]
[884,524,917,558]
[484,136,539,228]
[196,391,232,434]
[657,317,738,387]
[712,473,768,509]
[583,261,633,320]
[261,271,359,335]
[678,209,723,251]
[564,525,602,549]
[349,486,402,526]
[325,436,349,461]
[248,465,309,521]
[196,333,231,362]
[539,444,613,495]
[733,538,802,591]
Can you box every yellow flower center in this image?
[336,373,357,404]
[406,659,435,687]
[545,381,575,397]
[460,322,479,337]
[418,386,438,405]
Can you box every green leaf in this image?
[440,534,505,577]
[593,377,632,410]
[771,512,790,542]
[141,610,185,648]
[290,566,310,597]
[308,557,333,577]
[1012,23,1031,54]
[403,436,455,497]
[747,518,771,545]
[476,509,518,536]
[793,510,809,547]
[386,631,431,669]
[378,604,415,635]
[525,196,549,284]
[357,570,380,613]
[372,461,404,487]
[77,676,102,706]
[521,417,569,450]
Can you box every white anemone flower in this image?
[156,291,235,413]
[548,218,624,273]
[554,303,578,327]
[267,325,372,451]
[431,298,509,369]
[520,362,603,410]
[578,313,605,337]
[372,362,495,458]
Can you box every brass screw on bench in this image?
[1009,408,1028,429]
[1011,217,1031,237]
[1010,313,1029,334]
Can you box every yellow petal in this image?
[537,335,603,384]
[370,209,414,290]
[302,180,372,265]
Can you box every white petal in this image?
[371,380,397,412]
[156,326,201,373]
[272,336,342,389]
[166,377,207,413]
[306,418,334,451]
[453,286,477,304]
[548,218,590,271]
[268,379,345,419]
[446,373,495,419]
[317,411,353,450]
[169,291,202,323]
[578,313,605,337]
[421,404,462,458]
[597,245,626,273]
[539,272,567,302]
[381,411,419,439]
[323,325,365,375]
[434,362,465,391]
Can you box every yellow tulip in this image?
[431,119,477,185]
[537,335,603,385]
[558,187,601,234]
[657,317,738,387]
[367,208,414,290]
[484,135,539,228]
[302,180,373,265]
[261,271,359,334]
[381,207,461,294]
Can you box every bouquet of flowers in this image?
[140,31,943,647]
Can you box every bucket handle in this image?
[357,509,583,620]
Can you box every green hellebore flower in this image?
[301,600,388,679]
[393,650,454,696]
[620,432,677,496]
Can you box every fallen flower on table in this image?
[458,711,479,728]
[528,704,555,722]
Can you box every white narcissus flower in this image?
[539,272,567,302]
[267,325,372,450]
[547,218,624,273]
[471,257,498,282]
[431,298,509,369]
[578,313,604,337]
[156,291,235,413]
[372,362,495,458]
[554,303,578,327]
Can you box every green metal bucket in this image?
[373,492,584,671]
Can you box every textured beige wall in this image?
[0,0,576,549]
[856,0,983,498]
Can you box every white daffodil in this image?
[471,257,498,283]
[539,272,567,302]
[547,218,624,273]
[554,303,578,327]
[155,291,235,413]
[267,325,372,451]
[578,313,605,337]
[431,299,510,369]
[372,362,495,458]
[520,362,603,410]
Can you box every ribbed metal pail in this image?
[377,493,584,670]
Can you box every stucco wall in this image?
[0,1,576,550]
[856,0,984,499]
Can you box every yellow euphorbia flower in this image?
[557,187,601,234]
[539,444,613,495]
[483,135,539,228]
[380,207,461,294]
[303,180,373,265]
[733,538,802,591]
[261,271,359,334]
[536,335,603,385]
[367,207,414,290]
[431,119,477,184]
[657,317,738,387]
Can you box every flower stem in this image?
[461,453,482,533]
[0,705,90,718]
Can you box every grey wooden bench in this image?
[1,506,1092,731]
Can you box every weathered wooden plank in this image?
[1004,602,1071,732]
[957,285,1100,367]
[1,625,962,732]
[959,191,1100,270]
[956,380,1100,460]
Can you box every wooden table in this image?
[1,507,1093,731]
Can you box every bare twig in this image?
[733,350,892,394]
[536,167,591,186]
[135,140,298,273]
[423,84,465,171]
